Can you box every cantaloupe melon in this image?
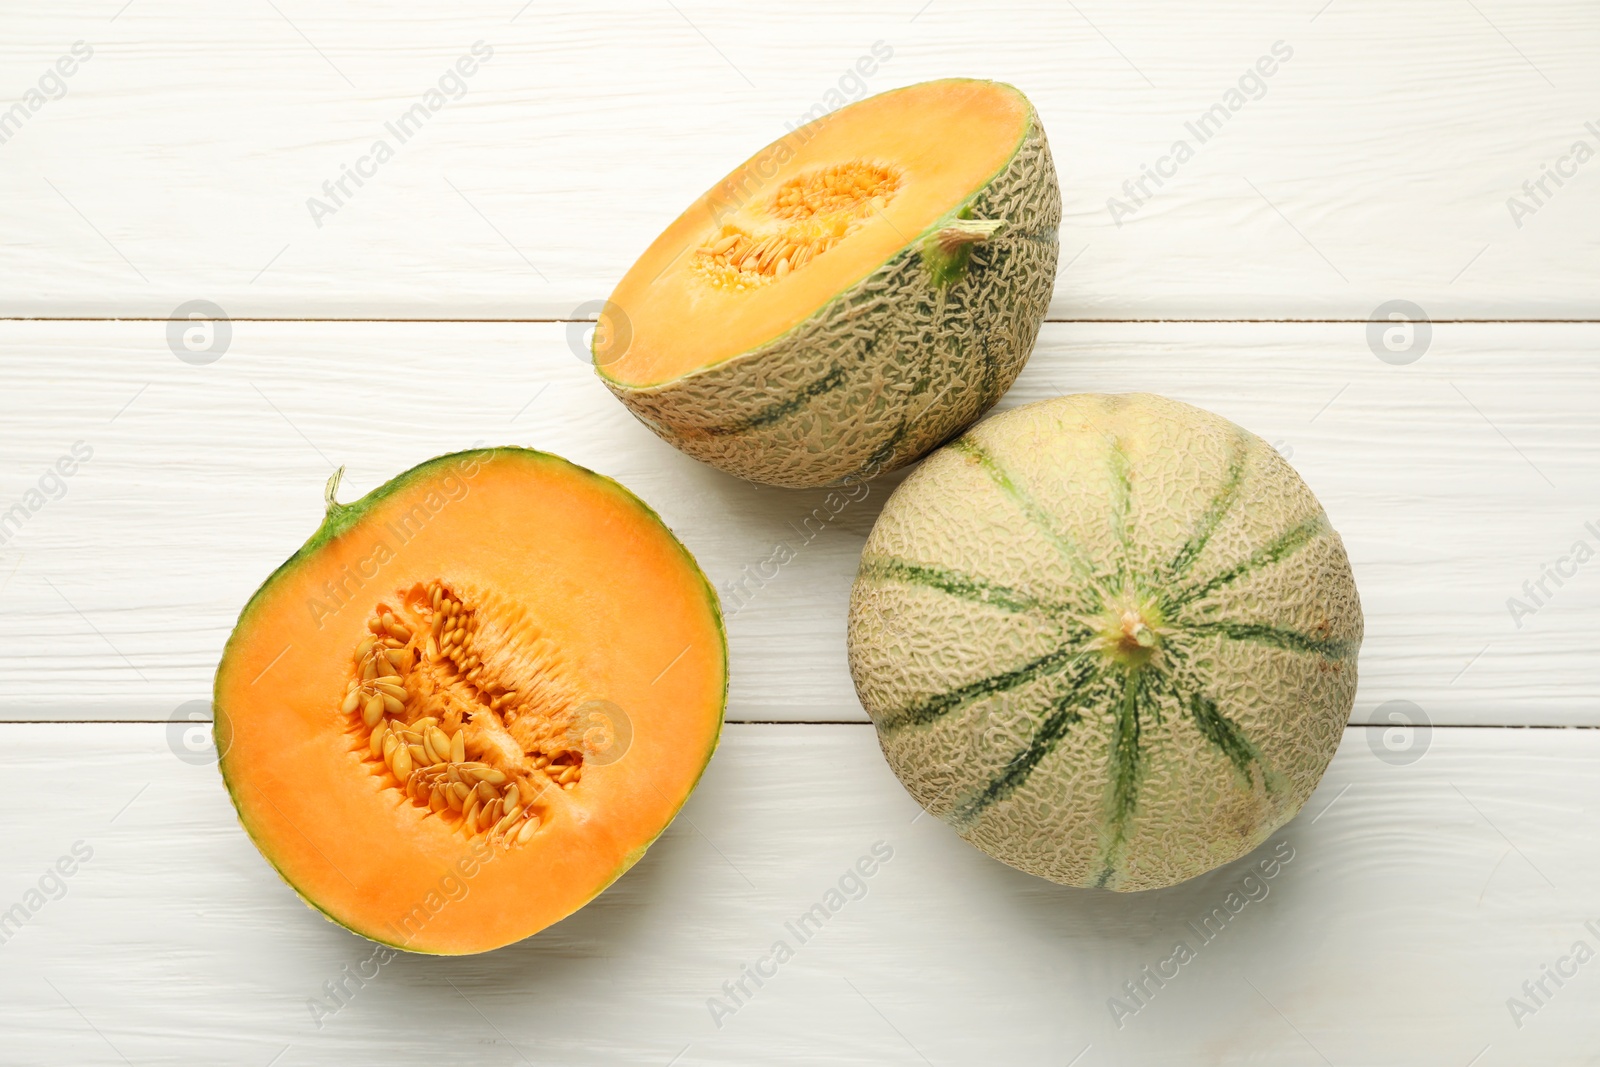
[596,78,1061,488]
[213,449,726,953]
[847,394,1362,891]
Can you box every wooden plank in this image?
[0,722,1595,1064]
[0,1,1596,319]
[0,319,1595,725]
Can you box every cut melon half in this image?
[213,449,726,954]
[597,78,1061,488]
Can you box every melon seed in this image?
[340,582,585,841]
[494,805,523,835]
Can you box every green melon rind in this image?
[598,81,1062,488]
[212,447,728,953]
[847,394,1363,892]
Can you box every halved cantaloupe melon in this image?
[597,78,1061,488]
[214,449,726,954]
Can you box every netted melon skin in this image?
[604,113,1061,489]
[847,394,1363,891]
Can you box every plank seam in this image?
[8,719,1600,729]
[4,318,1600,325]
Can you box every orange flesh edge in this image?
[215,452,724,954]
[600,79,1030,387]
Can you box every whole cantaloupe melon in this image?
[596,78,1060,488]
[847,394,1362,891]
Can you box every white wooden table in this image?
[3,2,1597,1063]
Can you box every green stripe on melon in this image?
[848,393,1363,891]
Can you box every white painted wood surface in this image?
[1,724,1597,1066]
[4,2,1598,1062]
[0,320,1594,725]
[1,1,1597,319]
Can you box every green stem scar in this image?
[920,216,1004,288]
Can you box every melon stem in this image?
[324,465,347,512]
[930,218,1005,254]
[1092,595,1166,669]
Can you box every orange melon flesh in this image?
[213,449,726,954]
[601,78,1032,387]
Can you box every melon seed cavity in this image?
[340,579,588,845]
[692,161,903,291]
